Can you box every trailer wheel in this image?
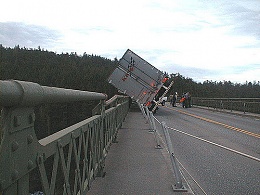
[161,100,165,106]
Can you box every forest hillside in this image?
[1,45,259,99]
[1,45,259,138]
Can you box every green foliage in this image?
[0,44,118,96]
[168,73,260,98]
[0,45,119,138]
[1,45,259,138]
[2,45,258,100]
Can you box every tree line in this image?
[0,45,118,96]
[167,73,260,98]
[1,45,259,138]
[0,45,119,138]
[1,45,259,99]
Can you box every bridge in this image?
[0,80,259,195]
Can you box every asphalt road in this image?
[154,104,260,195]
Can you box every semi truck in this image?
[108,49,173,113]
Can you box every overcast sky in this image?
[1,0,260,83]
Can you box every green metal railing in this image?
[192,97,260,114]
[0,80,130,195]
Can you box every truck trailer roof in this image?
[108,49,167,104]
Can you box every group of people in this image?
[170,92,192,108]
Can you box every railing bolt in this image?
[27,160,34,170]
[66,183,71,191]
[58,140,63,148]
[27,135,33,144]
[71,132,76,139]
[11,140,19,152]
[14,116,21,127]
[11,170,18,181]
[0,179,5,191]
[29,113,35,124]
[37,155,43,164]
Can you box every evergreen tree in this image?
[1,46,259,138]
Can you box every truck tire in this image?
[162,100,165,106]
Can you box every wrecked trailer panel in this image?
[108,67,155,103]
[108,49,166,104]
[118,49,164,89]
[108,49,174,114]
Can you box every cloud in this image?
[166,64,216,81]
[0,0,260,83]
[212,0,260,39]
[0,22,61,49]
[214,65,260,83]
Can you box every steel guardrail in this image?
[0,80,130,195]
[138,103,187,192]
[191,97,260,114]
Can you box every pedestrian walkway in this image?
[87,107,193,195]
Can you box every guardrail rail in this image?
[192,97,260,114]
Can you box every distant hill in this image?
[0,45,119,138]
[0,45,118,97]
[167,73,260,98]
[1,45,259,99]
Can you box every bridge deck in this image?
[87,106,193,195]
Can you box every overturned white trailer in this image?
[108,49,173,113]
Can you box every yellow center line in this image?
[165,106,260,139]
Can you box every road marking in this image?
[166,106,260,139]
[168,126,260,163]
[152,114,260,162]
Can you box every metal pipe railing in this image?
[92,95,129,116]
[0,80,107,107]
[143,106,162,149]
[139,104,187,192]
[161,121,187,191]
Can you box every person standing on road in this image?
[185,92,191,108]
[172,92,178,107]
[180,93,186,108]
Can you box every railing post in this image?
[97,100,106,178]
[0,106,38,195]
[161,122,187,192]
[137,102,148,121]
[112,103,119,143]
[144,106,155,132]
[220,100,224,110]
[147,110,162,149]
[142,106,162,148]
